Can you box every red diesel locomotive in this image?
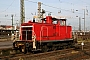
[13,16,74,53]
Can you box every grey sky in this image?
[0,0,90,30]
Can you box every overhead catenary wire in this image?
[59,0,90,7]
[0,0,88,17]
[25,0,37,4]
[0,0,89,16]
[25,0,88,16]
[0,0,89,20]
[0,0,89,27]
[0,0,15,13]
[25,0,71,12]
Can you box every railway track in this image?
[0,48,75,60]
[0,41,12,49]
[0,48,90,60]
[0,45,90,60]
[0,42,90,60]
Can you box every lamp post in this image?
[76,16,81,32]
[79,17,81,31]
[76,10,81,32]
[76,9,86,34]
[83,9,85,35]
[11,14,14,34]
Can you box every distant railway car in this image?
[13,16,74,53]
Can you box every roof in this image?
[41,17,66,21]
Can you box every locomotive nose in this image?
[21,25,33,40]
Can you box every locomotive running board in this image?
[21,26,33,28]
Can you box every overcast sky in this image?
[0,0,90,30]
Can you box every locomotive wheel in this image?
[42,45,48,52]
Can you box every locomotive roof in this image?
[41,17,66,21]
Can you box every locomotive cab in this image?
[52,18,66,26]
